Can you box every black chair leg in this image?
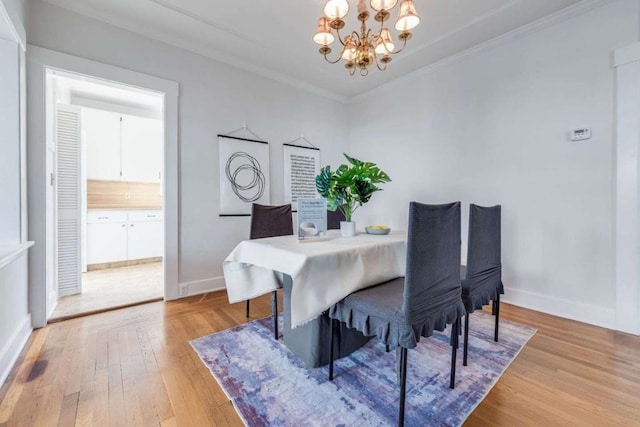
[492,299,496,316]
[245,300,250,318]
[398,347,408,427]
[494,293,500,342]
[329,318,335,381]
[272,291,278,340]
[450,318,458,389]
[386,344,390,353]
[463,314,470,366]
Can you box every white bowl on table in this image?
[365,226,391,235]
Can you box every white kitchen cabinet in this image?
[128,210,163,260]
[86,210,163,265]
[87,211,128,264]
[121,115,163,182]
[82,107,163,183]
[83,108,121,181]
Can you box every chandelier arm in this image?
[323,50,346,64]
[382,34,409,55]
[373,50,387,72]
[352,30,362,45]
[334,26,347,47]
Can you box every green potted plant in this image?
[316,153,391,237]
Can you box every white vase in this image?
[340,221,356,237]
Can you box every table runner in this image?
[224,230,407,328]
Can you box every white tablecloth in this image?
[223,230,407,328]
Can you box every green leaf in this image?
[317,153,391,221]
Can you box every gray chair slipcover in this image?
[461,204,504,365]
[327,209,345,230]
[329,201,466,426]
[247,203,294,339]
[250,203,294,239]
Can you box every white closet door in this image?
[56,104,82,297]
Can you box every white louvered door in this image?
[56,104,82,297]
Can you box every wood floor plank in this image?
[57,392,79,426]
[1,292,639,426]
[0,328,48,423]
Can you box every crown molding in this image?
[351,0,617,104]
[147,0,267,48]
[42,0,616,104]
[395,0,524,67]
[0,0,26,50]
[40,0,350,103]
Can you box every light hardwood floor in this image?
[1,292,639,426]
[50,262,163,322]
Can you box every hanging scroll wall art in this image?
[283,143,320,211]
[218,135,270,216]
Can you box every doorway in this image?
[45,69,166,321]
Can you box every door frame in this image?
[28,45,180,327]
[614,42,640,335]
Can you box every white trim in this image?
[503,287,616,330]
[47,289,58,320]
[0,0,25,50]
[0,314,31,388]
[613,48,640,335]
[614,41,640,67]
[27,46,180,327]
[19,48,26,243]
[0,241,33,270]
[71,96,163,120]
[179,276,227,298]
[28,46,179,98]
[352,0,616,103]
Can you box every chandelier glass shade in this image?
[313,0,420,76]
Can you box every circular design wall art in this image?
[218,135,270,215]
[225,152,266,202]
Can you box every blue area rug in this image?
[191,312,535,426]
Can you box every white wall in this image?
[0,38,21,246]
[0,0,31,388]
[27,1,350,299]
[349,0,638,329]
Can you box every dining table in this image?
[223,229,408,368]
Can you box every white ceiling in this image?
[42,0,586,99]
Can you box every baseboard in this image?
[503,287,616,330]
[87,257,162,271]
[0,314,32,388]
[178,276,226,298]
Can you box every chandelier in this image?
[313,0,420,76]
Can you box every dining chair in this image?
[327,209,345,230]
[328,201,465,427]
[461,204,503,366]
[247,203,294,339]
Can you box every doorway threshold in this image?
[50,261,163,321]
[48,297,163,323]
